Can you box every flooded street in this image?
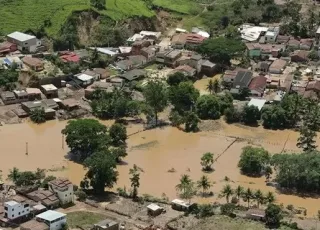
[1,119,320,217]
[193,74,222,95]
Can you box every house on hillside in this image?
[156,50,182,67]
[0,41,17,56]
[40,84,58,98]
[48,178,74,205]
[290,50,309,63]
[121,69,146,82]
[6,32,40,53]
[254,61,271,73]
[22,56,44,72]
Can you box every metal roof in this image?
[7,31,36,42]
[36,210,66,221]
[248,98,266,111]
[5,201,18,206]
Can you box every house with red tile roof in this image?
[249,75,267,97]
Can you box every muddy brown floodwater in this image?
[1,119,320,217]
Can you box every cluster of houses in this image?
[220,23,320,109]
[0,178,72,230]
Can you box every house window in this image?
[24,204,29,208]
[12,208,14,211]
[70,193,72,195]
[18,212,20,215]
[65,194,67,197]
[12,215,14,218]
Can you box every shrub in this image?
[75,190,87,201]
[220,203,236,216]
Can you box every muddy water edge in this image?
[0,119,320,217]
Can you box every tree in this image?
[7,167,20,183]
[15,171,39,186]
[81,149,118,194]
[196,95,221,120]
[75,190,87,201]
[238,146,270,176]
[61,223,69,230]
[261,105,288,129]
[198,37,246,65]
[90,0,105,10]
[308,50,319,61]
[200,152,214,171]
[110,145,127,162]
[224,105,241,123]
[62,119,109,160]
[129,164,140,199]
[197,175,212,196]
[239,87,250,100]
[265,191,276,204]
[241,105,260,125]
[167,72,188,86]
[30,108,46,124]
[41,176,56,189]
[220,184,233,203]
[242,188,253,208]
[109,123,127,147]
[220,16,230,28]
[234,185,244,201]
[297,125,317,152]
[206,79,214,94]
[143,80,168,126]
[213,79,220,93]
[254,189,265,208]
[265,204,283,228]
[169,81,200,114]
[184,111,200,133]
[265,165,273,181]
[169,111,184,128]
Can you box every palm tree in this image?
[213,79,220,93]
[30,108,46,124]
[7,167,20,183]
[220,184,233,203]
[129,164,140,199]
[206,79,214,94]
[197,175,212,196]
[234,185,244,201]
[254,189,265,208]
[242,188,253,208]
[176,174,192,195]
[265,191,276,204]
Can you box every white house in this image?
[36,210,66,230]
[4,200,30,219]
[76,73,94,86]
[6,31,40,53]
[48,178,74,205]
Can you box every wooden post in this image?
[26,142,28,155]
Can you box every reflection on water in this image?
[0,119,320,216]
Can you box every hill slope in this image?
[0,0,155,37]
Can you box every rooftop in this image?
[147,203,162,211]
[269,59,287,70]
[249,76,267,93]
[36,210,66,222]
[171,199,191,207]
[94,219,118,228]
[26,88,42,95]
[41,84,57,91]
[49,178,72,191]
[5,201,18,206]
[239,25,268,42]
[122,69,146,81]
[233,70,253,88]
[20,219,49,230]
[22,56,43,67]
[248,98,266,111]
[13,89,28,97]
[7,31,36,42]
[77,73,94,82]
[246,208,266,217]
[140,31,161,38]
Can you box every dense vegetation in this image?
[30,108,47,124]
[0,69,19,91]
[272,152,320,193]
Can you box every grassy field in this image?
[67,211,106,228]
[152,0,201,14]
[0,0,154,37]
[192,216,294,230]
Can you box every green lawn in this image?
[0,0,154,37]
[152,0,201,14]
[67,211,106,228]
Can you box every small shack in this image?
[246,209,266,221]
[93,219,119,230]
[1,91,17,105]
[26,88,42,100]
[147,203,163,216]
[171,199,192,211]
[60,98,79,111]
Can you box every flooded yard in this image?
[1,119,320,217]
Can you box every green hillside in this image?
[0,0,155,37]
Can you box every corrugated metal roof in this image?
[36,210,66,221]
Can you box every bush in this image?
[193,204,215,218]
[231,196,238,204]
[220,203,236,216]
[75,190,87,201]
